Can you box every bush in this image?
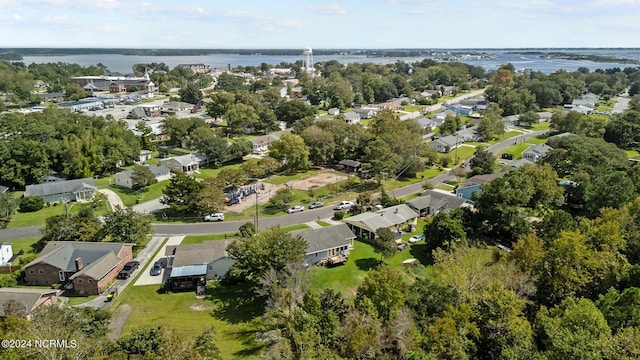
[19,197,44,212]
[333,211,345,220]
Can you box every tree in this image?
[440,115,462,135]
[269,133,310,171]
[206,92,235,119]
[19,196,44,212]
[596,287,640,332]
[226,226,307,281]
[101,206,152,244]
[518,111,540,127]
[476,105,504,141]
[196,182,226,215]
[237,222,256,238]
[584,171,635,215]
[130,164,157,189]
[178,82,203,104]
[604,110,640,149]
[275,100,314,126]
[468,146,494,176]
[354,265,407,322]
[536,297,611,360]
[160,172,205,215]
[424,212,467,253]
[300,125,336,165]
[371,227,397,261]
[266,188,294,210]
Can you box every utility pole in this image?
[455,132,459,165]
[254,191,259,230]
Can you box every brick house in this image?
[23,242,133,295]
[0,288,59,320]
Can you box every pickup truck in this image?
[117,261,140,279]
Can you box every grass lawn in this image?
[66,294,98,306]
[316,221,331,227]
[528,122,552,131]
[626,149,640,159]
[193,160,251,180]
[107,180,170,207]
[264,169,327,185]
[7,237,40,265]
[182,234,236,245]
[8,201,110,228]
[498,143,530,159]
[486,130,523,144]
[115,282,265,359]
[452,146,477,164]
[527,135,549,144]
[435,184,455,191]
[404,105,426,112]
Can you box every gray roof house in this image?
[114,164,171,189]
[0,288,58,320]
[165,240,234,289]
[414,116,438,130]
[160,153,208,173]
[24,178,96,203]
[429,135,462,153]
[508,158,537,168]
[343,111,361,125]
[23,241,133,295]
[406,190,473,216]
[291,224,356,266]
[522,144,553,162]
[344,204,419,241]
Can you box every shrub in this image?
[333,211,345,220]
[19,197,44,212]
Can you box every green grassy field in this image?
[529,122,552,131]
[106,180,170,207]
[403,105,426,112]
[7,237,40,265]
[8,200,111,228]
[498,143,530,160]
[116,282,265,360]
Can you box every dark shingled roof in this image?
[290,224,356,255]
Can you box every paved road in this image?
[613,93,630,114]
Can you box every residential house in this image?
[537,111,553,122]
[456,127,480,142]
[455,173,506,201]
[165,240,234,290]
[291,224,356,266]
[352,107,377,119]
[23,241,133,295]
[343,204,419,241]
[24,178,96,203]
[0,288,58,320]
[429,135,462,153]
[160,153,208,173]
[459,97,488,111]
[502,114,520,126]
[114,164,171,189]
[163,102,193,111]
[547,132,576,147]
[406,190,473,216]
[566,104,593,114]
[0,243,13,266]
[522,144,552,162]
[129,104,161,119]
[435,109,458,121]
[420,89,441,99]
[139,150,153,163]
[442,86,457,96]
[327,108,340,116]
[445,104,473,116]
[343,111,361,125]
[413,116,437,131]
[177,63,212,74]
[250,134,278,154]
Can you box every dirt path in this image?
[107,303,131,340]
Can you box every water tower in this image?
[302,48,315,76]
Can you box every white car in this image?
[204,213,225,222]
[408,235,424,243]
[287,205,305,214]
[333,201,355,210]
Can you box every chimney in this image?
[75,257,83,271]
[394,208,399,214]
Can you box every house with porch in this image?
[0,288,59,320]
[429,135,463,153]
[165,240,234,290]
[114,164,171,189]
[407,190,473,216]
[522,144,552,162]
[343,204,418,241]
[24,178,96,203]
[23,241,133,295]
[291,224,356,266]
[160,153,208,173]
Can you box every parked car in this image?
[287,205,305,214]
[204,213,225,222]
[408,235,424,243]
[118,261,140,279]
[190,106,201,113]
[397,243,408,251]
[333,201,355,210]
[150,261,162,276]
[309,201,324,209]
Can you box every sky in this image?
[0,0,639,49]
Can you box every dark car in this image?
[118,261,140,279]
[150,261,162,276]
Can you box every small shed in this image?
[338,159,362,173]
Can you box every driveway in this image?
[73,236,166,309]
[134,236,184,286]
[132,197,169,214]
[98,189,125,211]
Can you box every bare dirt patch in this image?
[189,303,214,312]
[107,303,131,340]
[291,172,348,191]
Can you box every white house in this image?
[114,165,171,189]
[0,243,13,266]
[343,111,361,125]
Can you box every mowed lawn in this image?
[117,282,266,360]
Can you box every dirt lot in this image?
[291,172,348,191]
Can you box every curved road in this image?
[0,130,547,240]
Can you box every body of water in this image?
[18,49,640,75]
